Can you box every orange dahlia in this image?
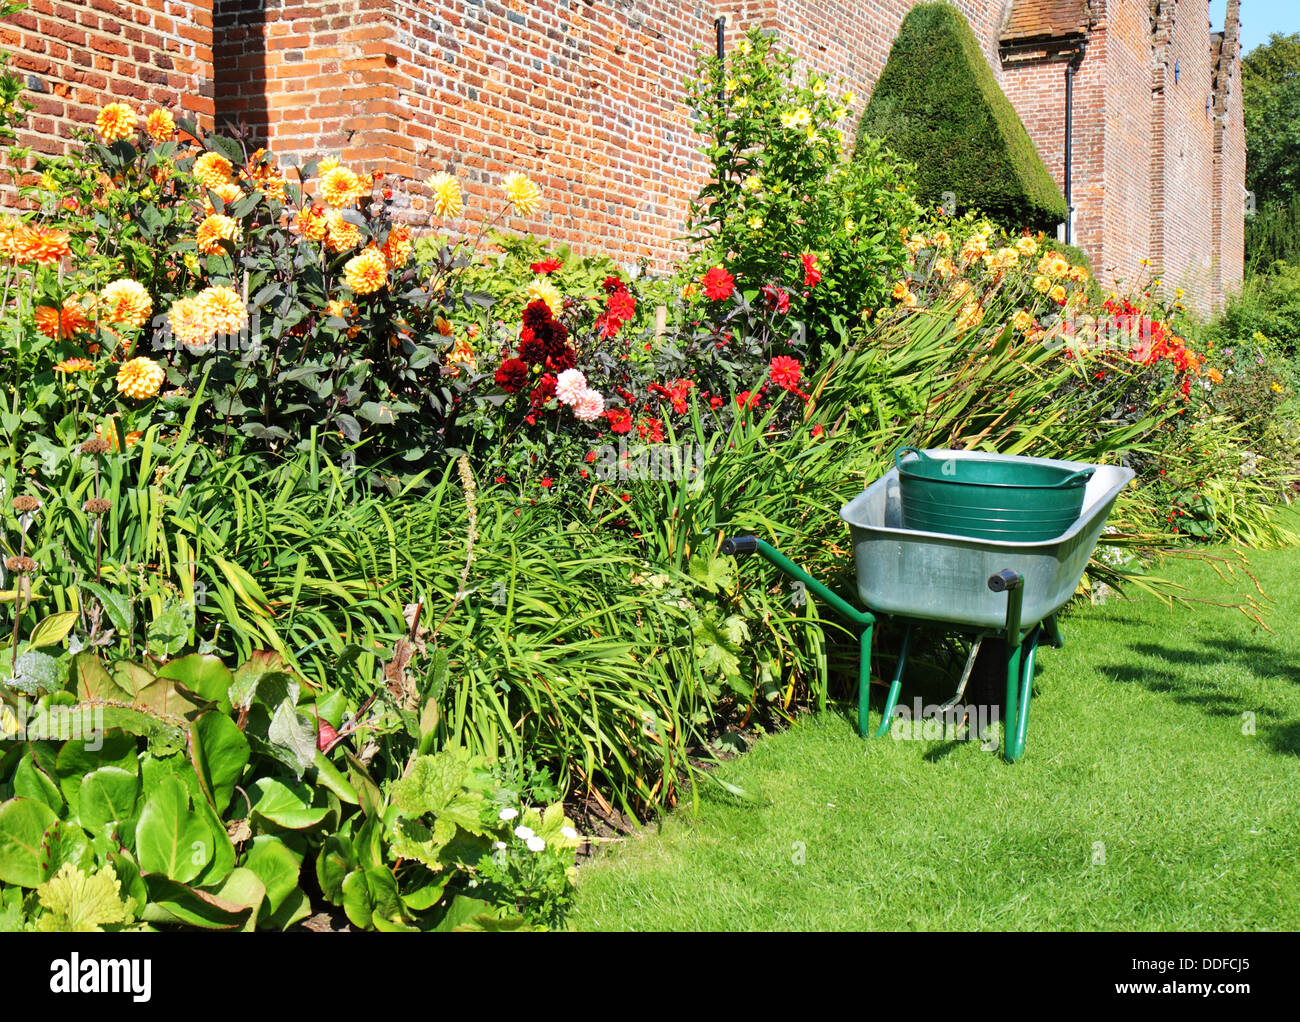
[145,109,175,142]
[35,298,88,340]
[99,279,154,329]
[293,205,329,243]
[116,356,166,400]
[343,247,388,295]
[196,214,240,255]
[95,418,143,451]
[95,102,137,142]
[324,210,363,254]
[381,225,413,268]
[196,285,248,336]
[168,296,212,347]
[54,357,95,373]
[193,151,234,190]
[10,224,71,265]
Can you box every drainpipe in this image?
[715,15,727,102]
[1064,41,1087,246]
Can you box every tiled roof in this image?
[1001,0,1090,43]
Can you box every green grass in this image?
[572,541,1300,930]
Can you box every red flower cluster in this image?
[701,266,735,302]
[596,275,637,339]
[530,258,563,275]
[605,407,633,434]
[648,377,693,415]
[518,299,575,371]
[763,283,790,314]
[769,355,802,392]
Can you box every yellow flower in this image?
[960,234,989,264]
[343,247,389,295]
[1032,275,1053,294]
[324,210,363,253]
[905,235,927,256]
[193,152,234,190]
[426,171,464,219]
[317,156,341,174]
[1049,285,1068,303]
[145,109,175,142]
[933,256,955,279]
[526,276,563,316]
[741,174,762,193]
[320,165,367,207]
[54,358,95,373]
[1038,253,1070,278]
[1012,310,1034,332]
[781,107,812,129]
[197,286,249,336]
[503,172,542,216]
[99,279,153,329]
[842,91,857,106]
[1068,265,1089,284]
[294,205,329,243]
[382,225,413,268]
[168,296,212,347]
[445,337,476,376]
[930,231,952,249]
[201,181,246,214]
[953,280,974,301]
[748,215,764,230]
[195,214,240,255]
[956,303,984,333]
[1271,382,1284,394]
[115,357,165,400]
[95,103,137,142]
[992,247,1020,270]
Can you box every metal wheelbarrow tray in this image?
[722,451,1134,762]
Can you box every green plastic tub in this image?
[895,447,1095,542]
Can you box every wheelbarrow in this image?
[722,450,1134,762]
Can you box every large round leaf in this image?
[78,766,141,834]
[0,798,59,887]
[134,775,213,884]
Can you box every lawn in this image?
[572,537,1300,931]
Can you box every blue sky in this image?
[1210,0,1300,54]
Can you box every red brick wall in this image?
[1214,0,1245,301]
[0,0,212,166]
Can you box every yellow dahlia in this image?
[324,210,363,253]
[526,276,563,316]
[168,296,212,347]
[145,109,175,142]
[956,303,985,333]
[196,214,241,255]
[99,279,153,329]
[317,156,341,175]
[320,165,367,207]
[1012,310,1034,332]
[426,171,463,219]
[95,102,137,142]
[343,247,389,295]
[1032,275,1053,294]
[116,357,165,400]
[196,286,249,336]
[503,171,542,216]
[1015,235,1039,258]
[1049,285,1068,303]
[202,181,246,214]
[193,151,234,190]
[960,234,990,265]
[54,357,95,373]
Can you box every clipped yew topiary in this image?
[856,1,1068,232]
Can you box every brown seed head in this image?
[83,498,112,515]
[11,495,40,513]
[80,436,111,455]
[4,555,36,574]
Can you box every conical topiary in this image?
[856,1,1069,232]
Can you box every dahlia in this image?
[35,298,88,340]
[325,211,363,253]
[53,358,95,373]
[700,266,735,302]
[320,165,367,207]
[426,172,464,219]
[956,303,985,333]
[572,388,605,422]
[10,225,71,265]
[526,277,563,317]
[503,171,542,216]
[193,152,234,190]
[196,214,241,255]
[95,418,143,451]
[801,252,822,288]
[555,368,588,406]
[95,103,137,142]
[169,296,212,347]
[197,285,249,336]
[294,205,329,243]
[145,109,175,142]
[495,357,528,393]
[343,247,389,295]
[99,279,154,329]
[116,357,166,400]
[769,355,802,391]
[382,225,413,268]
[202,182,246,213]
[531,258,562,275]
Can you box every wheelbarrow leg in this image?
[873,622,912,738]
[856,625,873,738]
[989,569,1025,763]
[1005,626,1042,763]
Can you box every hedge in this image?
[856,1,1069,232]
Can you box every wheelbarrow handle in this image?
[720,535,758,557]
[987,569,1023,593]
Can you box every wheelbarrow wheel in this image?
[966,637,1008,740]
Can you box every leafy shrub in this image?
[685,28,920,350]
[857,1,1068,232]
[1207,261,1300,356]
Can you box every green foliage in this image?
[1208,260,1300,356]
[857,1,1068,232]
[1243,32,1300,209]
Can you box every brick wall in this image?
[0,0,212,166]
[1,0,1244,306]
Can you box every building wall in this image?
[0,0,1244,306]
[0,0,212,166]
